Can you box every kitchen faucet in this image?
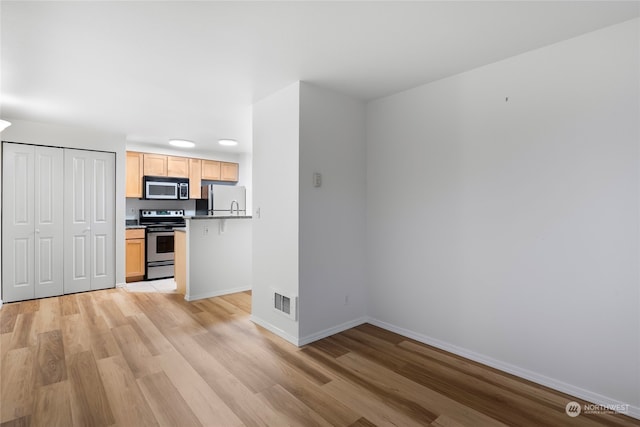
[230,200,239,216]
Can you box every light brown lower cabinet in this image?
[174,230,186,295]
[126,229,145,282]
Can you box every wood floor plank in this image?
[127,312,174,356]
[321,376,428,427]
[196,312,359,426]
[337,351,508,427]
[0,304,21,334]
[59,295,80,317]
[90,330,121,360]
[0,333,13,365]
[257,384,333,427]
[219,292,252,314]
[60,314,91,356]
[97,355,159,427]
[30,297,61,344]
[0,416,30,427]
[7,313,34,351]
[192,329,276,393]
[67,350,115,427]
[308,336,351,358]
[303,346,439,425]
[31,380,73,427]
[397,339,588,417]
[75,293,109,332]
[110,291,142,317]
[137,371,202,427]
[355,327,559,411]
[97,298,129,328]
[34,329,67,386]
[430,414,467,427]
[129,293,179,331]
[163,331,286,427]
[0,348,35,423]
[111,324,161,378]
[156,349,244,426]
[18,300,39,314]
[348,417,378,427]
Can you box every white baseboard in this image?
[367,317,639,421]
[298,316,368,346]
[250,314,299,346]
[185,285,251,302]
[115,282,126,289]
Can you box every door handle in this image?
[83,227,91,233]
[35,229,40,234]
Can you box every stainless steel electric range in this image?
[139,209,185,280]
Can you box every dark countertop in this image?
[125,225,146,229]
[185,216,252,220]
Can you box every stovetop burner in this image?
[139,209,186,227]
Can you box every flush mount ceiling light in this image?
[0,120,12,132]
[169,139,195,148]
[218,139,238,146]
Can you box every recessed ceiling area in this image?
[1,1,638,154]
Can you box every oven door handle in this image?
[147,231,175,236]
[147,260,174,267]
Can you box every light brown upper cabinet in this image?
[126,151,144,198]
[167,156,189,178]
[143,153,168,176]
[189,158,202,199]
[221,162,239,182]
[201,160,221,180]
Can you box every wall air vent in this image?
[272,288,297,321]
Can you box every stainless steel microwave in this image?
[143,176,189,200]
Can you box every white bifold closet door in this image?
[2,143,64,302]
[64,149,115,293]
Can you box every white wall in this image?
[184,218,252,301]
[366,18,640,412]
[298,82,367,342]
[251,82,301,343]
[1,119,127,287]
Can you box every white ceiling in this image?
[1,1,638,154]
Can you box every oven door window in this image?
[156,235,174,253]
[147,232,175,263]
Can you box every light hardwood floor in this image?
[0,289,637,427]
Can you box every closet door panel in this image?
[2,144,35,302]
[64,150,92,294]
[34,146,64,298]
[90,152,115,290]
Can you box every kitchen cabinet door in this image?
[64,149,115,293]
[126,151,143,198]
[189,158,202,199]
[221,162,239,182]
[167,156,189,178]
[126,236,145,281]
[2,143,64,302]
[201,160,221,180]
[143,153,168,176]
